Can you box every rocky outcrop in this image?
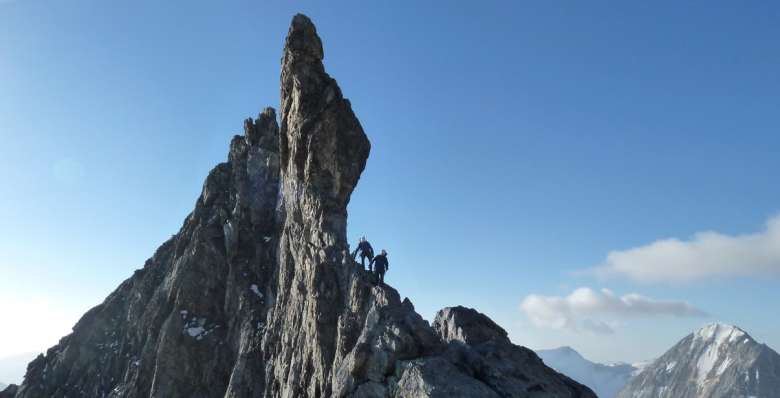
[617,323,780,398]
[11,14,595,398]
[418,307,595,398]
[433,306,509,346]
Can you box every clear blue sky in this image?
[2,0,779,365]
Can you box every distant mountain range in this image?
[617,323,780,398]
[537,323,780,398]
[537,346,644,398]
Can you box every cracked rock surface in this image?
[12,14,596,398]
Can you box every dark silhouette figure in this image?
[352,236,374,270]
[370,250,389,285]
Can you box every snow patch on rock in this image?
[249,284,263,298]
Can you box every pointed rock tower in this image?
[10,15,596,398]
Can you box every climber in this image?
[352,236,374,270]
[370,250,389,285]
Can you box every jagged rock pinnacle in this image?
[243,107,278,148]
[262,12,375,397]
[278,12,370,245]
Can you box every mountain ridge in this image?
[7,14,595,398]
[537,346,639,398]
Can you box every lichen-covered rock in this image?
[11,14,596,398]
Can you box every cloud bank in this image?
[592,215,780,283]
[520,287,706,334]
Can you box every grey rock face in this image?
[617,323,780,398]
[11,14,595,398]
[390,357,501,398]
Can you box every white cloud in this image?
[592,214,780,283]
[520,287,706,334]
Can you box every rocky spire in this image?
[10,14,596,398]
[261,12,375,397]
[278,13,370,230]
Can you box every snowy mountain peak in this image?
[694,323,749,345]
[686,323,759,392]
[617,324,780,398]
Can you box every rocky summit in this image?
[8,15,596,398]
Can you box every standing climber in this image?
[370,250,389,285]
[352,236,374,270]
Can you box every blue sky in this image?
[1,0,780,366]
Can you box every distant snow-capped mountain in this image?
[617,323,780,398]
[537,346,639,398]
[0,383,6,391]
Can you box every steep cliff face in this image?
[12,14,596,398]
